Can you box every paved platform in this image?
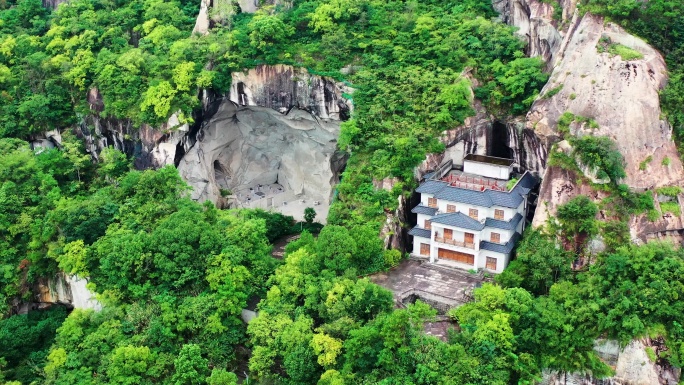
[369,259,482,310]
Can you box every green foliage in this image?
[543,84,563,99]
[662,156,671,166]
[571,135,626,183]
[497,229,572,295]
[656,186,683,197]
[0,306,68,384]
[557,111,576,137]
[639,155,653,171]
[659,201,681,216]
[304,207,316,224]
[607,43,644,60]
[556,195,599,253]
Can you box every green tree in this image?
[304,207,316,224]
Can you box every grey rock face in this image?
[230,64,352,121]
[493,0,566,67]
[528,14,681,189]
[177,102,343,207]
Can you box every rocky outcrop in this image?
[527,13,684,241]
[41,0,67,9]
[542,340,680,385]
[492,0,568,67]
[177,102,343,207]
[528,14,682,189]
[230,64,351,121]
[15,273,101,314]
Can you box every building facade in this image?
[409,154,536,273]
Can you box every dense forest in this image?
[0,0,683,383]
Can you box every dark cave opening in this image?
[490,121,514,159]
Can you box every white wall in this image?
[481,227,514,244]
[477,250,509,274]
[464,160,511,180]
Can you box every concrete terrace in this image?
[369,259,483,313]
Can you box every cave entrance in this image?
[213,160,232,190]
[490,121,514,159]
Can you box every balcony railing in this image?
[434,236,475,249]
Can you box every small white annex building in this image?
[409,154,536,273]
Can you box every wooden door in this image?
[469,208,478,219]
[444,228,453,240]
[420,243,430,256]
[428,197,437,208]
[438,248,474,265]
[486,257,497,270]
[494,209,504,220]
[464,232,474,245]
[447,204,456,213]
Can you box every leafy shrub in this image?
[660,201,681,216]
[543,84,563,99]
[656,186,683,197]
[557,111,576,137]
[608,44,644,61]
[639,155,653,170]
[571,136,626,183]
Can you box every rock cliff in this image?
[490,0,684,242]
[230,64,351,121]
[15,273,101,314]
[528,14,682,189]
[177,102,343,208]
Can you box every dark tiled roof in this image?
[408,226,431,238]
[516,172,537,190]
[411,204,438,216]
[484,213,523,231]
[416,180,447,194]
[430,212,485,231]
[416,170,537,209]
[422,171,436,180]
[434,186,493,207]
[488,190,524,208]
[480,232,521,254]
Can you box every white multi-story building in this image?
[409,154,536,273]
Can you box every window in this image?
[486,257,497,270]
[428,197,437,208]
[447,204,456,213]
[420,243,430,256]
[495,209,504,220]
[444,228,453,240]
[424,220,431,230]
[469,208,478,219]
[490,232,501,243]
[464,232,474,245]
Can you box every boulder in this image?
[177,101,342,208]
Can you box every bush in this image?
[656,186,683,197]
[543,84,563,99]
[608,44,644,61]
[660,201,681,216]
[571,136,626,183]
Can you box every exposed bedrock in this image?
[492,0,570,68]
[177,101,343,207]
[13,272,101,315]
[417,84,546,178]
[230,64,352,121]
[542,339,680,385]
[528,14,682,189]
